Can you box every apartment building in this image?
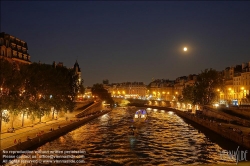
[110,82,147,99]
[0,32,31,64]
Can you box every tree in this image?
[0,58,13,133]
[194,68,223,105]
[0,60,80,131]
[0,58,23,129]
[22,63,78,118]
[91,84,114,106]
[182,85,195,105]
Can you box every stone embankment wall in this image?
[173,109,250,149]
[3,110,110,153]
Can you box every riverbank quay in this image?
[171,108,250,149]
[0,105,110,164]
[0,100,94,134]
[0,110,110,164]
[0,101,97,150]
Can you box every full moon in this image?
[183,47,187,51]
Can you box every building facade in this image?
[222,62,250,105]
[109,82,147,99]
[147,79,175,100]
[221,65,241,105]
[239,62,250,104]
[174,76,187,100]
[0,32,31,64]
[185,74,197,87]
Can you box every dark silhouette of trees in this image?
[0,58,23,131]
[182,68,223,106]
[91,83,114,106]
[0,59,82,132]
[182,85,195,105]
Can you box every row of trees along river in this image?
[0,58,84,132]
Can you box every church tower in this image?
[74,60,82,85]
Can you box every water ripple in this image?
[9,107,239,165]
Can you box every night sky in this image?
[1,1,250,86]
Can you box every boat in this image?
[133,109,147,125]
[127,109,148,136]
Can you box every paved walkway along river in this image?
[0,100,100,151]
[0,108,88,151]
[5,107,250,165]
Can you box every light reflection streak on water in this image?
[8,107,237,165]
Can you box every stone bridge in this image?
[112,97,172,107]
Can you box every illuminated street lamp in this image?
[153,91,156,98]
[217,89,220,103]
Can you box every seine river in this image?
[7,107,249,165]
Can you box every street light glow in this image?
[183,47,187,51]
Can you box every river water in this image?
[7,107,246,165]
